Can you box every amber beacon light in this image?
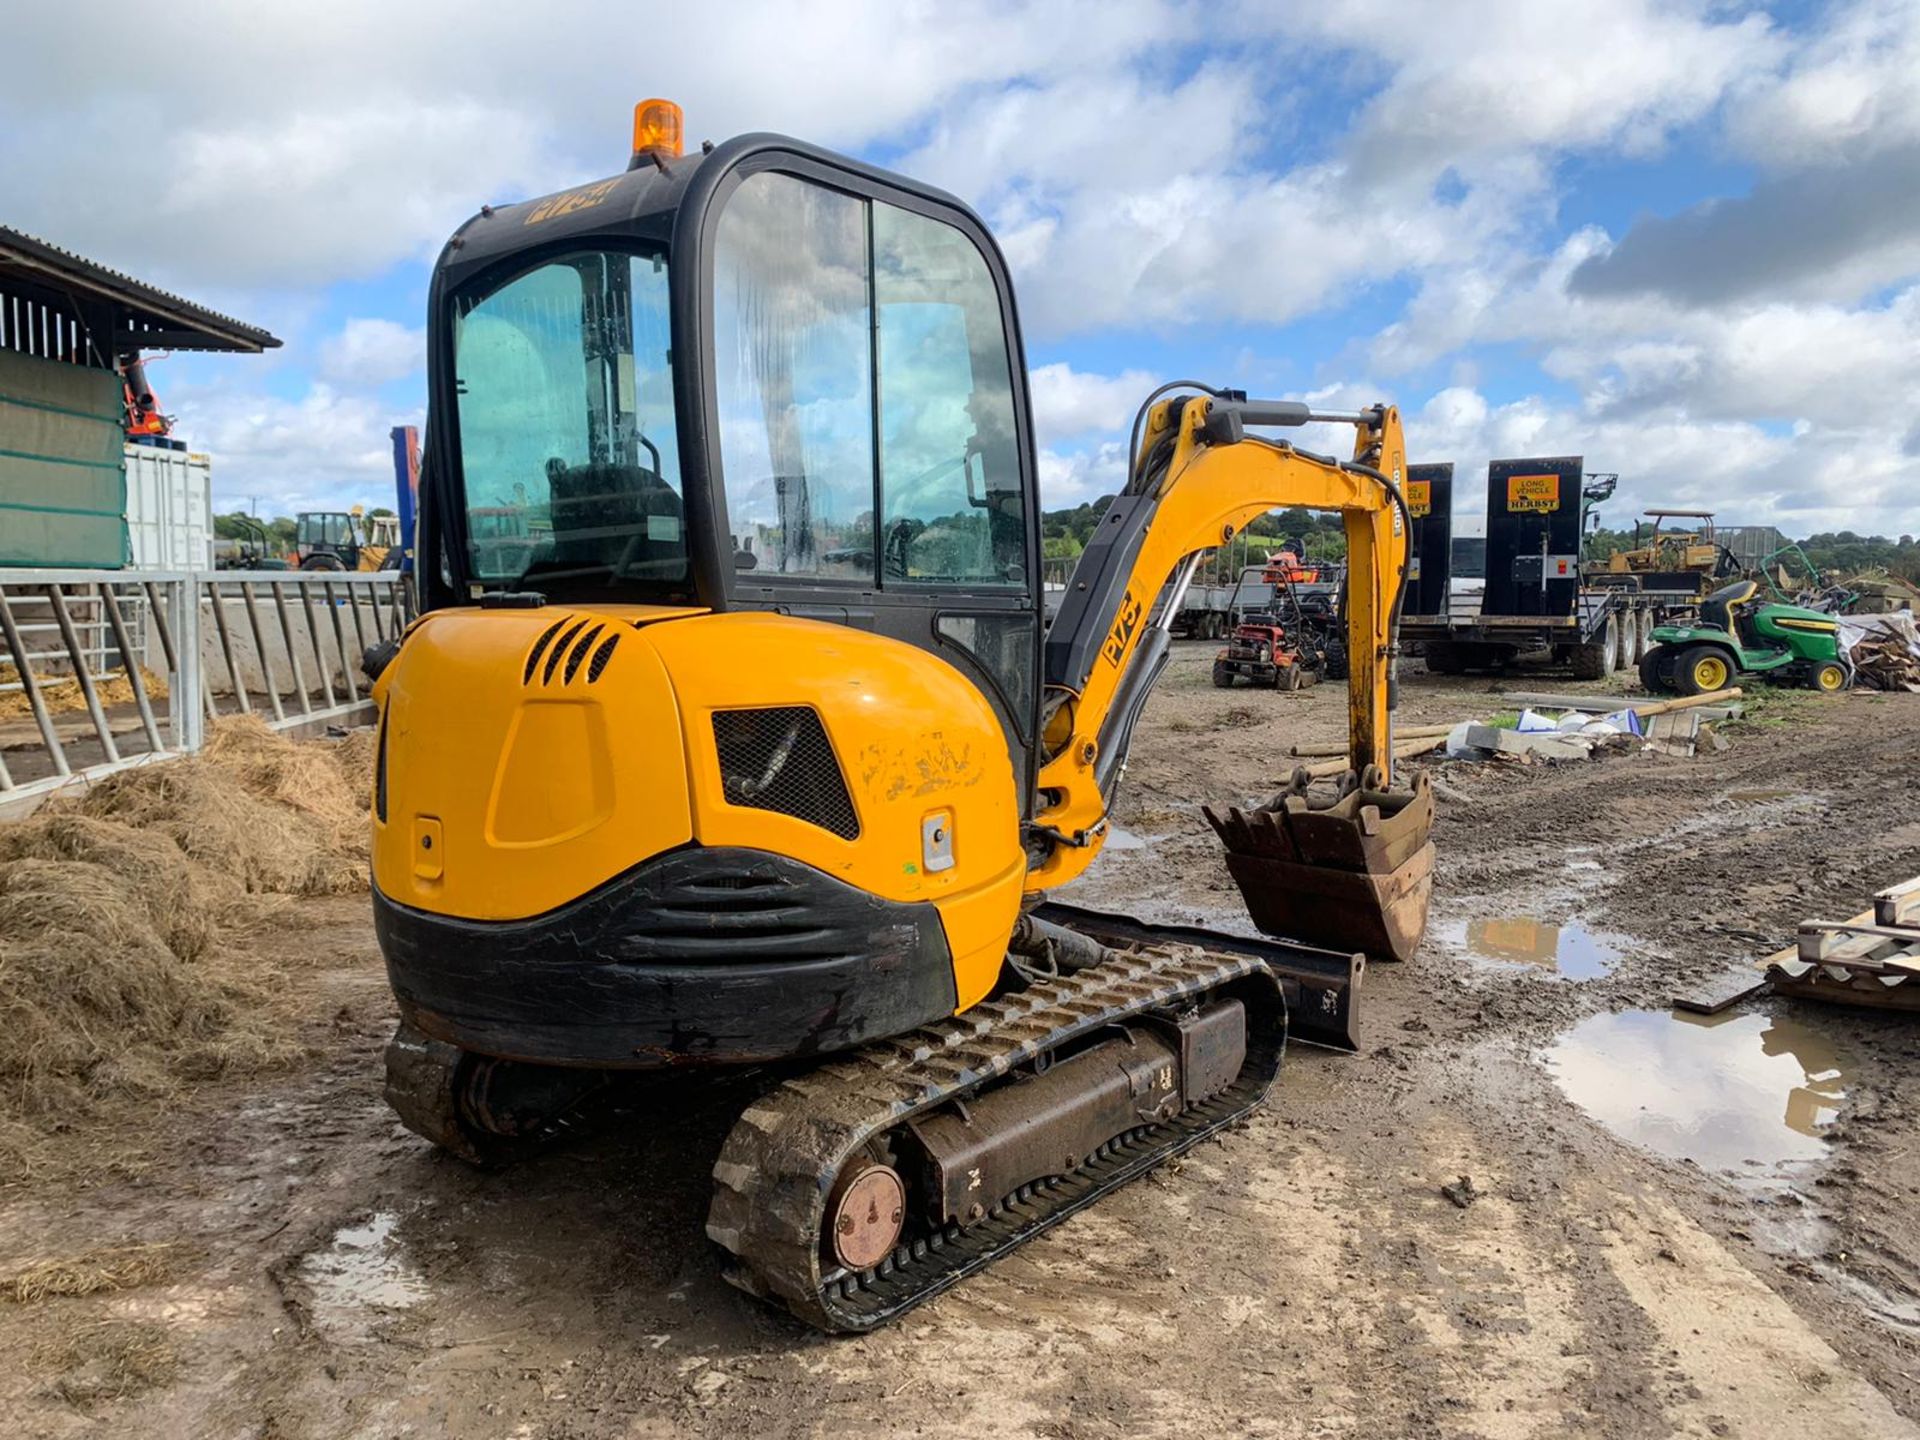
[631,98,685,161]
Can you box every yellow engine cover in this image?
[372,606,1025,1012]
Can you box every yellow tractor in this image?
[368,101,1435,1331]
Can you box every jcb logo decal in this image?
[1103,593,1143,667]
[1507,474,1561,514]
[525,179,620,226]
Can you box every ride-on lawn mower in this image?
[1640,578,1851,695]
[1212,612,1318,689]
[1211,552,1335,689]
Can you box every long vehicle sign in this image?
[1506,474,1561,514]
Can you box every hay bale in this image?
[0,666,169,721]
[202,715,365,834]
[326,725,379,797]
[33,1318,178,1407]
[0,717,366,1170]
[0,859,221,1119]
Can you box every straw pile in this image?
[4,1241,188,1303]
[0,667,171,721]
[0,717,374,1174]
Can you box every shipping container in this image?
[124,441,214,570]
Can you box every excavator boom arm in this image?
[1032,394,1409,891]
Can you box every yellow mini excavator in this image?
[369,101,1435,1331]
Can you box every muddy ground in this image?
[3,653,1919,1438]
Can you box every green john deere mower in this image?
[1640,579,1852,696]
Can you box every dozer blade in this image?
[1204,769,1435,963]
[1031,900,1361,1052]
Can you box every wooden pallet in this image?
[1759,874,1920,1012]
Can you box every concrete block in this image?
[1463,724,1590,760]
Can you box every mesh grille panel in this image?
[712,707,860,840]
[562,622,606,682]
[586,632,621,682]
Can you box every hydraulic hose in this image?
[1124,381,1226,494]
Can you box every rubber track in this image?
[705,943,1287,1332]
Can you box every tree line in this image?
[1044,499,1348,566]
[1047,497,1919,586]
[214,509,396,555]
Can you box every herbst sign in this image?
[1506,474,1561,514]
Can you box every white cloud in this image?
[318,319,425,387]
[1309,0,1782,176]
[1723,0,1920,167]
[1027,362,1157,444]
[1406,384,1913,539]
[1037,441,1128,509]
[2,0,1182,294]
[173,380,405,517]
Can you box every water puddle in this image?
[1103,826,1159,852]
[297,1211,428,1339]
[1446,915,1623,979]
[1545,1009,1853,1175]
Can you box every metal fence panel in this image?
[0,568,411,815]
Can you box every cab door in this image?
[699,159,1042,808]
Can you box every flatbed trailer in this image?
[1162,561,1345,640]
[1402,456,1724,678]
[1404,581,1703,678]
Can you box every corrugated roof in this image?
[0,224,281,353]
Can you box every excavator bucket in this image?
[1203,769,1435,962]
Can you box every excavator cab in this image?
[422,139,1044,795]
[378,105,1433,1331]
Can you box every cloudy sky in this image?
[8,0,1917,537]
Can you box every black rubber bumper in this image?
[374,847,959,1068]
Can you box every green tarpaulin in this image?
[0,348,126,568]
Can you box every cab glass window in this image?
[712,173,875,579]
[453,250,685,590]
[875,203,1024,586]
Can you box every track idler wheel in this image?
[827,1161,908,1272]
[1202,766,1435,962]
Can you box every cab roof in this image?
[433,133,987,296]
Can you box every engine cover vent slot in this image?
[522,617,570,685]
[712,707,860,840]
[540,618,591,685]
